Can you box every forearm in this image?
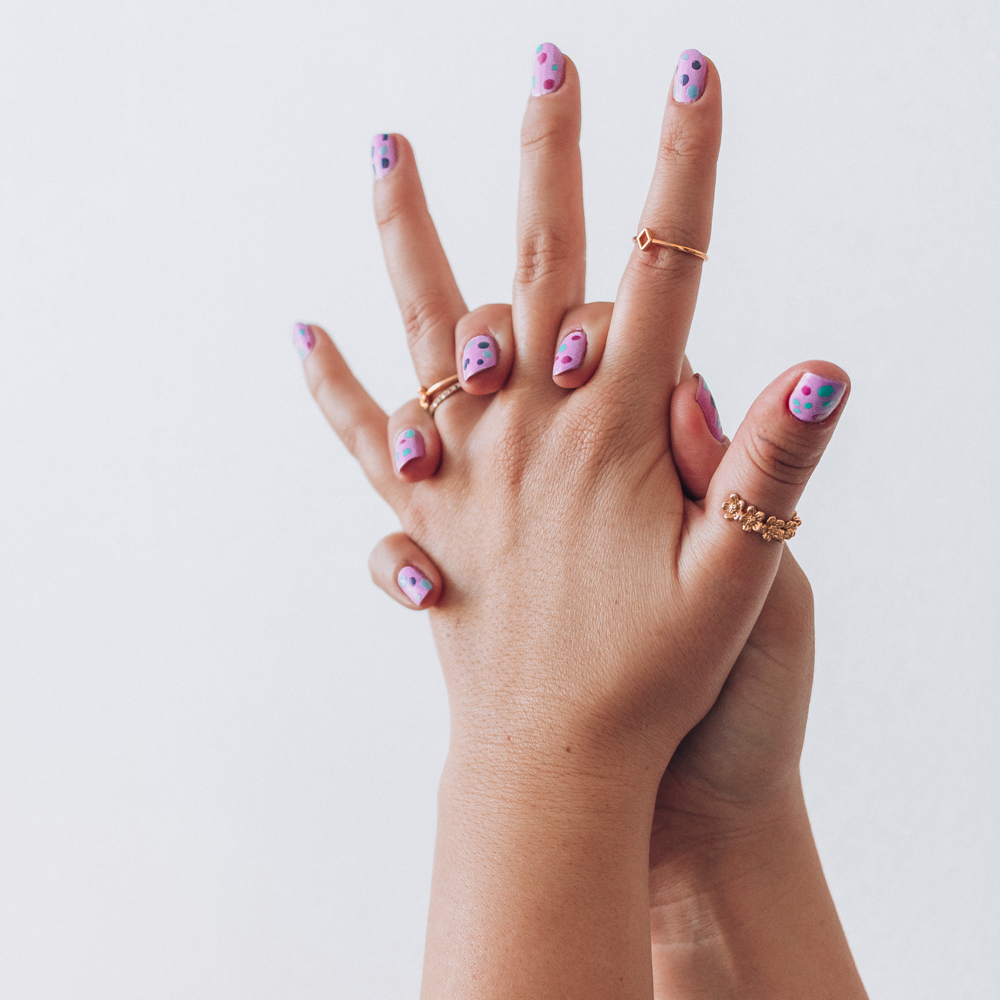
[420,732,664,1000]
[648,788,867,1000]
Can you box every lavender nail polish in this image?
[462,334,498,380]
[695,374,725,442]
[398,565,433,606]
[553,329,587,377]
[789,372,847,422]
[371,133,397,178]
[531,43,565,96]
[291,322,315,358]
[673,49,707,104]
[394,428,425,472]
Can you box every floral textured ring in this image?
[418,374,463,417]
[633,228,708,261]
[721,493,802,542]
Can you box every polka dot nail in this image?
[371,133,397,179]
[531,42,565,96]
[462,334,498,380]
[695,374,725,442]
[789,372,847,422]
[395,428,425,472]
[673,49,707,104]
[291,322,315,358]
[397,566,433,606]
[553,329,587,377]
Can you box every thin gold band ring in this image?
[633,227,708,261]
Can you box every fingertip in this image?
[370,532,443,610]
[785,362,850,426]
[671,373,727,500]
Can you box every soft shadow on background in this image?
[1,0,998,996]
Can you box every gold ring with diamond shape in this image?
[632,228,708,261]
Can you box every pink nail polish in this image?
[395,428,425,472]
[673,49,707,104]
[789,372,847,422]
[531,43,565,96]
[371,133,397,178]
[695,374,725,442]
[553,329,587,376]
[291,322,315,358]
[462,334,498,380]
[398,566,433,606]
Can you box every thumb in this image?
[703,363,849,553]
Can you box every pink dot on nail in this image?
[561,356,571,363]
[544,78,554,89]
[571,334,581,340]
[802,386,811,395]
[537,52,546,64]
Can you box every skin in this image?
[297,51,866,999]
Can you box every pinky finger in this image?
[369,532,442,609]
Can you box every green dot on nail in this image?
[686,84,698,99]
[404,429,415,438]
[817,385,834,397]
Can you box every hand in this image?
[295,46,851,999]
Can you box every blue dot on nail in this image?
[681,74,689,85]
[674,86,681,99]
[536,43,543,52]
[381,157,389,168]
[817,385,834,397]
[686,84,698,99]
[804,402,813,409]
[477,359,484,365]
[682,52,690,60]
[482,350,493,358]
[692,60,702,70]
[532,76,536,88]
[478,341,490,348]
[380,145,387,155]
[405,429,415,438]
[464,358,469,369]
[551,63,557,71]
[420,579,431,590]
[402,448,411,456]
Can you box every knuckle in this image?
[515,228,577,287]
[400,293,455,353]
[658,116,717,165]
[743,428,821,490]
[627,239,702,282]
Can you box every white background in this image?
[1,0,998,996]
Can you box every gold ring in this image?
[722,493,801,542]
[418,374,462,416]
[632,228,708,261]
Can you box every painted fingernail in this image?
[371,133,397,178]
[398,566,433,606]
[553,329,587,377]
[394,428,425,472]
[695,374,725,442]
[461,334,498,380]
[673,49,707,104]
[291,322,315,358]
[531,43,565,96]
[789,372,847,422]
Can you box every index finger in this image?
[596,51,722,413]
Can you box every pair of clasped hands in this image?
[294,44,866,1000]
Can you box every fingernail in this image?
[695,374,725,442]
[673,49,707,104]
[461,334,498,380]
[398,566,433,606]
[553,328,587,377]
[394,428,425,472]
[789,372,847,422]
[291,322,315,358]
[531,42,565,96]
[371,133,397,178]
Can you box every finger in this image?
[372,134,467,384]
[670,373,728,499]
[369,532,443,609]
[599,50,721,409]
[704,364,849,555]
[551,302,612,389]
[388,399,441,481]
[513,46,586,369]
[457,304,514,395]
[296,322,401,504]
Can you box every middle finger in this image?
[512,45,586,372]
